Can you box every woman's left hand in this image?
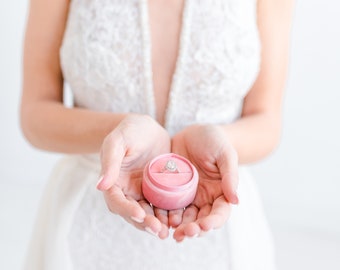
[170,125,239,242]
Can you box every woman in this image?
[21,0,294,269]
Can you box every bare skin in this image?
[21,0,295,241]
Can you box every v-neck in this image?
[140,0,192,129]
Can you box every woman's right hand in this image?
[97,114,171,239]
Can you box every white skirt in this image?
[23,155,276,270]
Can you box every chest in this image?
[148,0,184,78]
[147,0,185,122]
[61,0,260,131]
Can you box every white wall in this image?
[250,0,340,235]
[0,0,339,269]
[0,2,61,269]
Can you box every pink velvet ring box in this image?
[142,153,199,210]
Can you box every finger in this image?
[182,205,199,224]
[198,196,231,231]
[169,209,184,228]
[138,199,154,216]
[158,223,170,240]
[128,212,169,239]
[154,207,170,239]
[173,205,200,241]
[173,222,200,242]
[195,204,212,237]
[154,208,169,226]
[217,147,239,204]
[104,185,146,222]
[196,204,211,220]
[139,200,163,236]
[154,208,169,239]
[97,133,126,191]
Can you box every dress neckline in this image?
[139,0,192,129]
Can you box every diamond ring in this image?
[163,160,179,173]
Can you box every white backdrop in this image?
[1,1,339,269]
[252,0,340,234]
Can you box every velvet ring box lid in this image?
[142,153,199,210]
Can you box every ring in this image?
[162,159,179,173]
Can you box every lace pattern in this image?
[60,0,260,136]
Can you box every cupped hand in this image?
[97,114,171,239]
[170,125,239,242]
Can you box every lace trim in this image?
[140,0,193,128]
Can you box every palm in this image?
[173,127,225,204]
[171,125,238,242]
[192,173,224,209]
[99,115,171,238]
[116,148,168,201]
[116,168,144,200]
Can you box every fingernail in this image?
[145,227,158,237]
[131,216,144,223]
[96,175,104,189]
[188,233,198,238]
[233,193,239,204]
[230,192,239,205]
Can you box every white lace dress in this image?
[24,0,276,269]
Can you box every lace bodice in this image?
[60,0,260,136]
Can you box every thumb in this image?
[217,148,239,205]
[97,134,126,191]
